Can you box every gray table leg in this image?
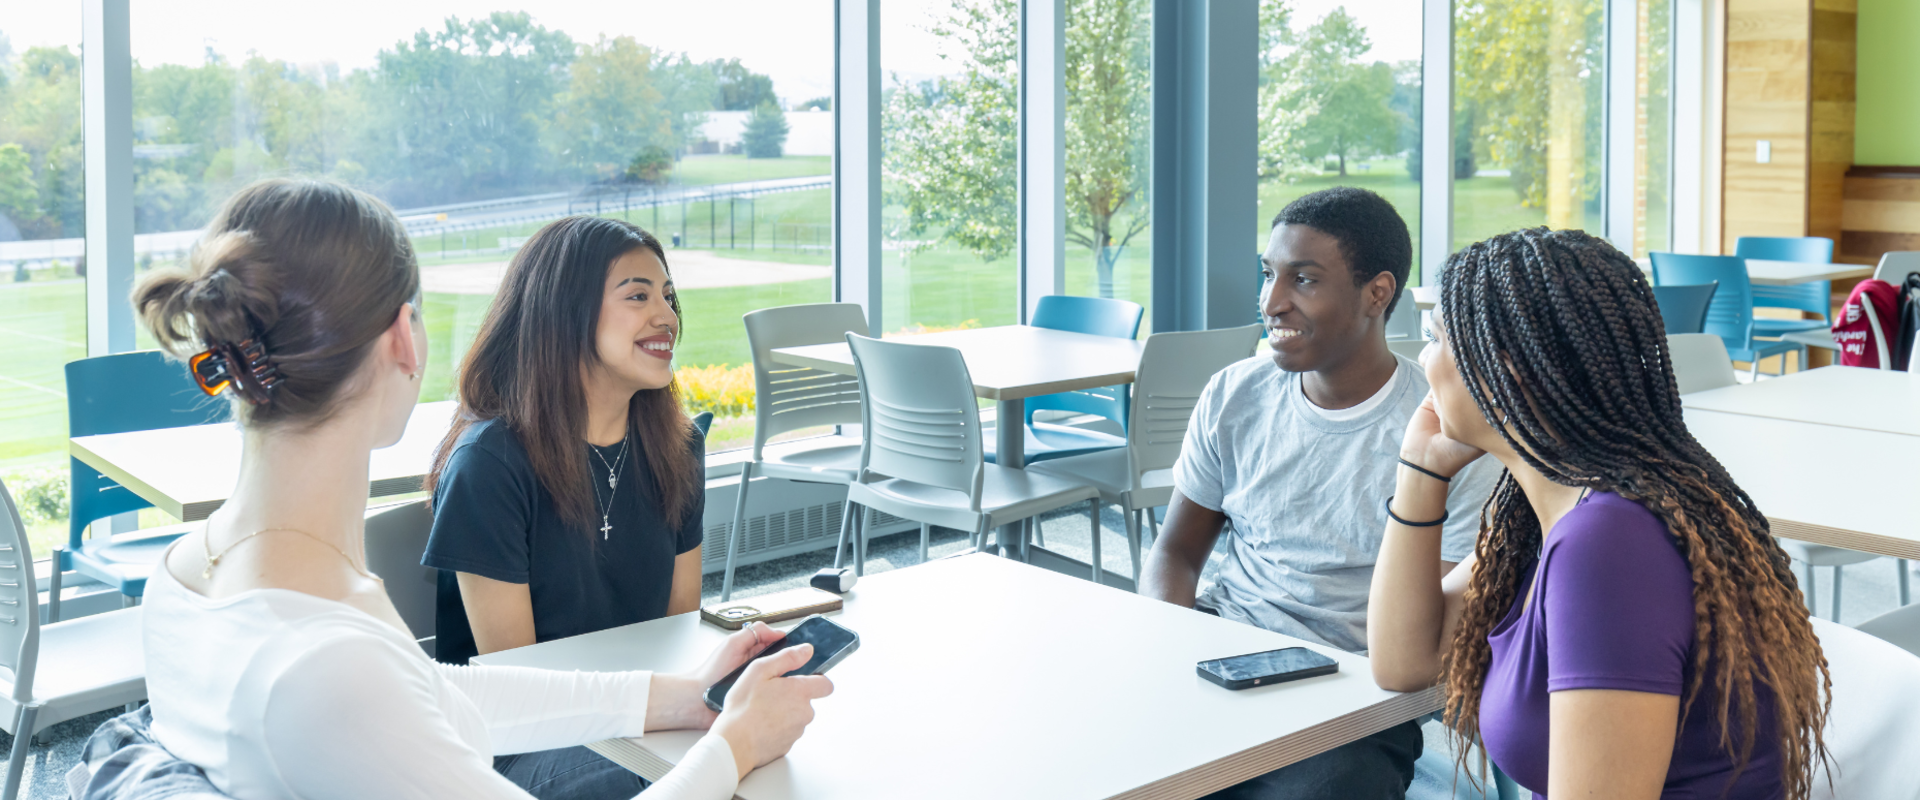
[995,398,1025,558]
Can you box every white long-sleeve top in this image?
[143,563,737,800]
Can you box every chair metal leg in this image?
[1801,561,1817,614]
[1900,559,1911,607]
[833,499,856,569]
[855,506,872,576]
[1088,500,1103,585]
[1830,565,1844,623]
[3,704,38,800]
[1019,518,1031,562]
[974,518,992,554]
[45,560,60,625]
[721,463,754,601]
[919,523,931,563]
[1032,515,1044,547]
[1145,508,1159,549]
[1750,359,1760,381]
[1124,507,1143,587]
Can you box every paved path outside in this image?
[420,250,830,295]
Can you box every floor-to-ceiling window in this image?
[1,7,88,557]
[1637,0,1672,256]
[1452,0,1605,248]
[1257,0,1424,282]
[126,1,834,453]
[1062,0,1154,320]
[881,0,1020,336]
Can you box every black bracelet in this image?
[1397,457,1452,484]
[1385,496,1448,528]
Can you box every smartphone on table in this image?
[1197,646,1339,690]
[703,615,860,712]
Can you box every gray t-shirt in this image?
[1174,354,1500,653]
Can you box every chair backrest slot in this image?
[744,304,872,461]
[846,334,986,494]
[0,478,43,702]
[1125,326,1265,487]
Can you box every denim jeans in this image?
[495,746,648,800]
[1198,719,1423,800]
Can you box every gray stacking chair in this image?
[836,334,1100,577]
[363,499,436,656]
[1665,333,1739,395]
[1028,324,1265,585]
[0,478,146,800]
[720,304,869,600]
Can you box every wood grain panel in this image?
[1808,5,1856,244]
[1725,0,1813,250]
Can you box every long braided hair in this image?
[1437,228,1829,798]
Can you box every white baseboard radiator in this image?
[697,475,914,574]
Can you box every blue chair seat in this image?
[984,422,1127,466]
[68,521,198,597]
[1752,317,1829,336]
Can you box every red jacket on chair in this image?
[1833,279,1905,369]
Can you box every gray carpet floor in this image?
[26,504,1911,799]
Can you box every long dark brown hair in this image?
[1437,228,1829,798]
[426,216,698,532]
[134,178,419,429]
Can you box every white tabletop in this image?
[1743,259,1874,286]
[1687,408,1920,559]
[68,400,457,521]
[1681,367,1920,437]
[769,325,1146,403]
[474,554,1439,800]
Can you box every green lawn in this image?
[670,155,831,186]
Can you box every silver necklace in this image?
[589,431,631,539]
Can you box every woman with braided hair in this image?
[1367,227,1829,799]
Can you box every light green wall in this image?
[1856,0,1920,165]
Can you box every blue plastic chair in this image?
[52,351,228,620]
[1650,253,1801,379]
[983,295,1144,466]
[1649,282,1718,335]
[1734,237,1833,339]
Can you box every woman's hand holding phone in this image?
[711,643,835,780]
[646,622,786,731]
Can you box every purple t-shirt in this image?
[1480,492,1781,799]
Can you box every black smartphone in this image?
[703,615,860,712]
[1197,647,1339,690]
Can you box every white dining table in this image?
[473,553,1440,800]
[1681,366,1920,437]
[1686,408,1920,560]
[771,325,1146,555]
[67,400,458,521]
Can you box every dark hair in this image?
[425,216,699,532]
[1436,228,1829,799]
[134,178,419,429]
[1271,186,1413,320]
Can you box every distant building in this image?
[690,110,831,157]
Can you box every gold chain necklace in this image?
[202,525,376,581]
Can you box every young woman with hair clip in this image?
[421,215,716,795]
[1366,228,1830,800]
[136,179,832,800]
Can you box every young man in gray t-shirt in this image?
[1141,187,1498,800]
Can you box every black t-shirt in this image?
[423,418,705,665]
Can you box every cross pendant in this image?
[601,517,613,540]
[609,475,617,490]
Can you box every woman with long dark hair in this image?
[137,180,830,800]
[1367,228,1830,799]
[423,216,710,794]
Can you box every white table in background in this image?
[474,554,1440,800]
[1686,408,1920,560]
[771,325,1146,555]
[67,400,457,521]
[1743,259,1875,286]
[1681,367,1920,437]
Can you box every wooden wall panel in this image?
[1724,0,1813,250]
[1810,1,1858,244]
[1841,170,1920,264]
